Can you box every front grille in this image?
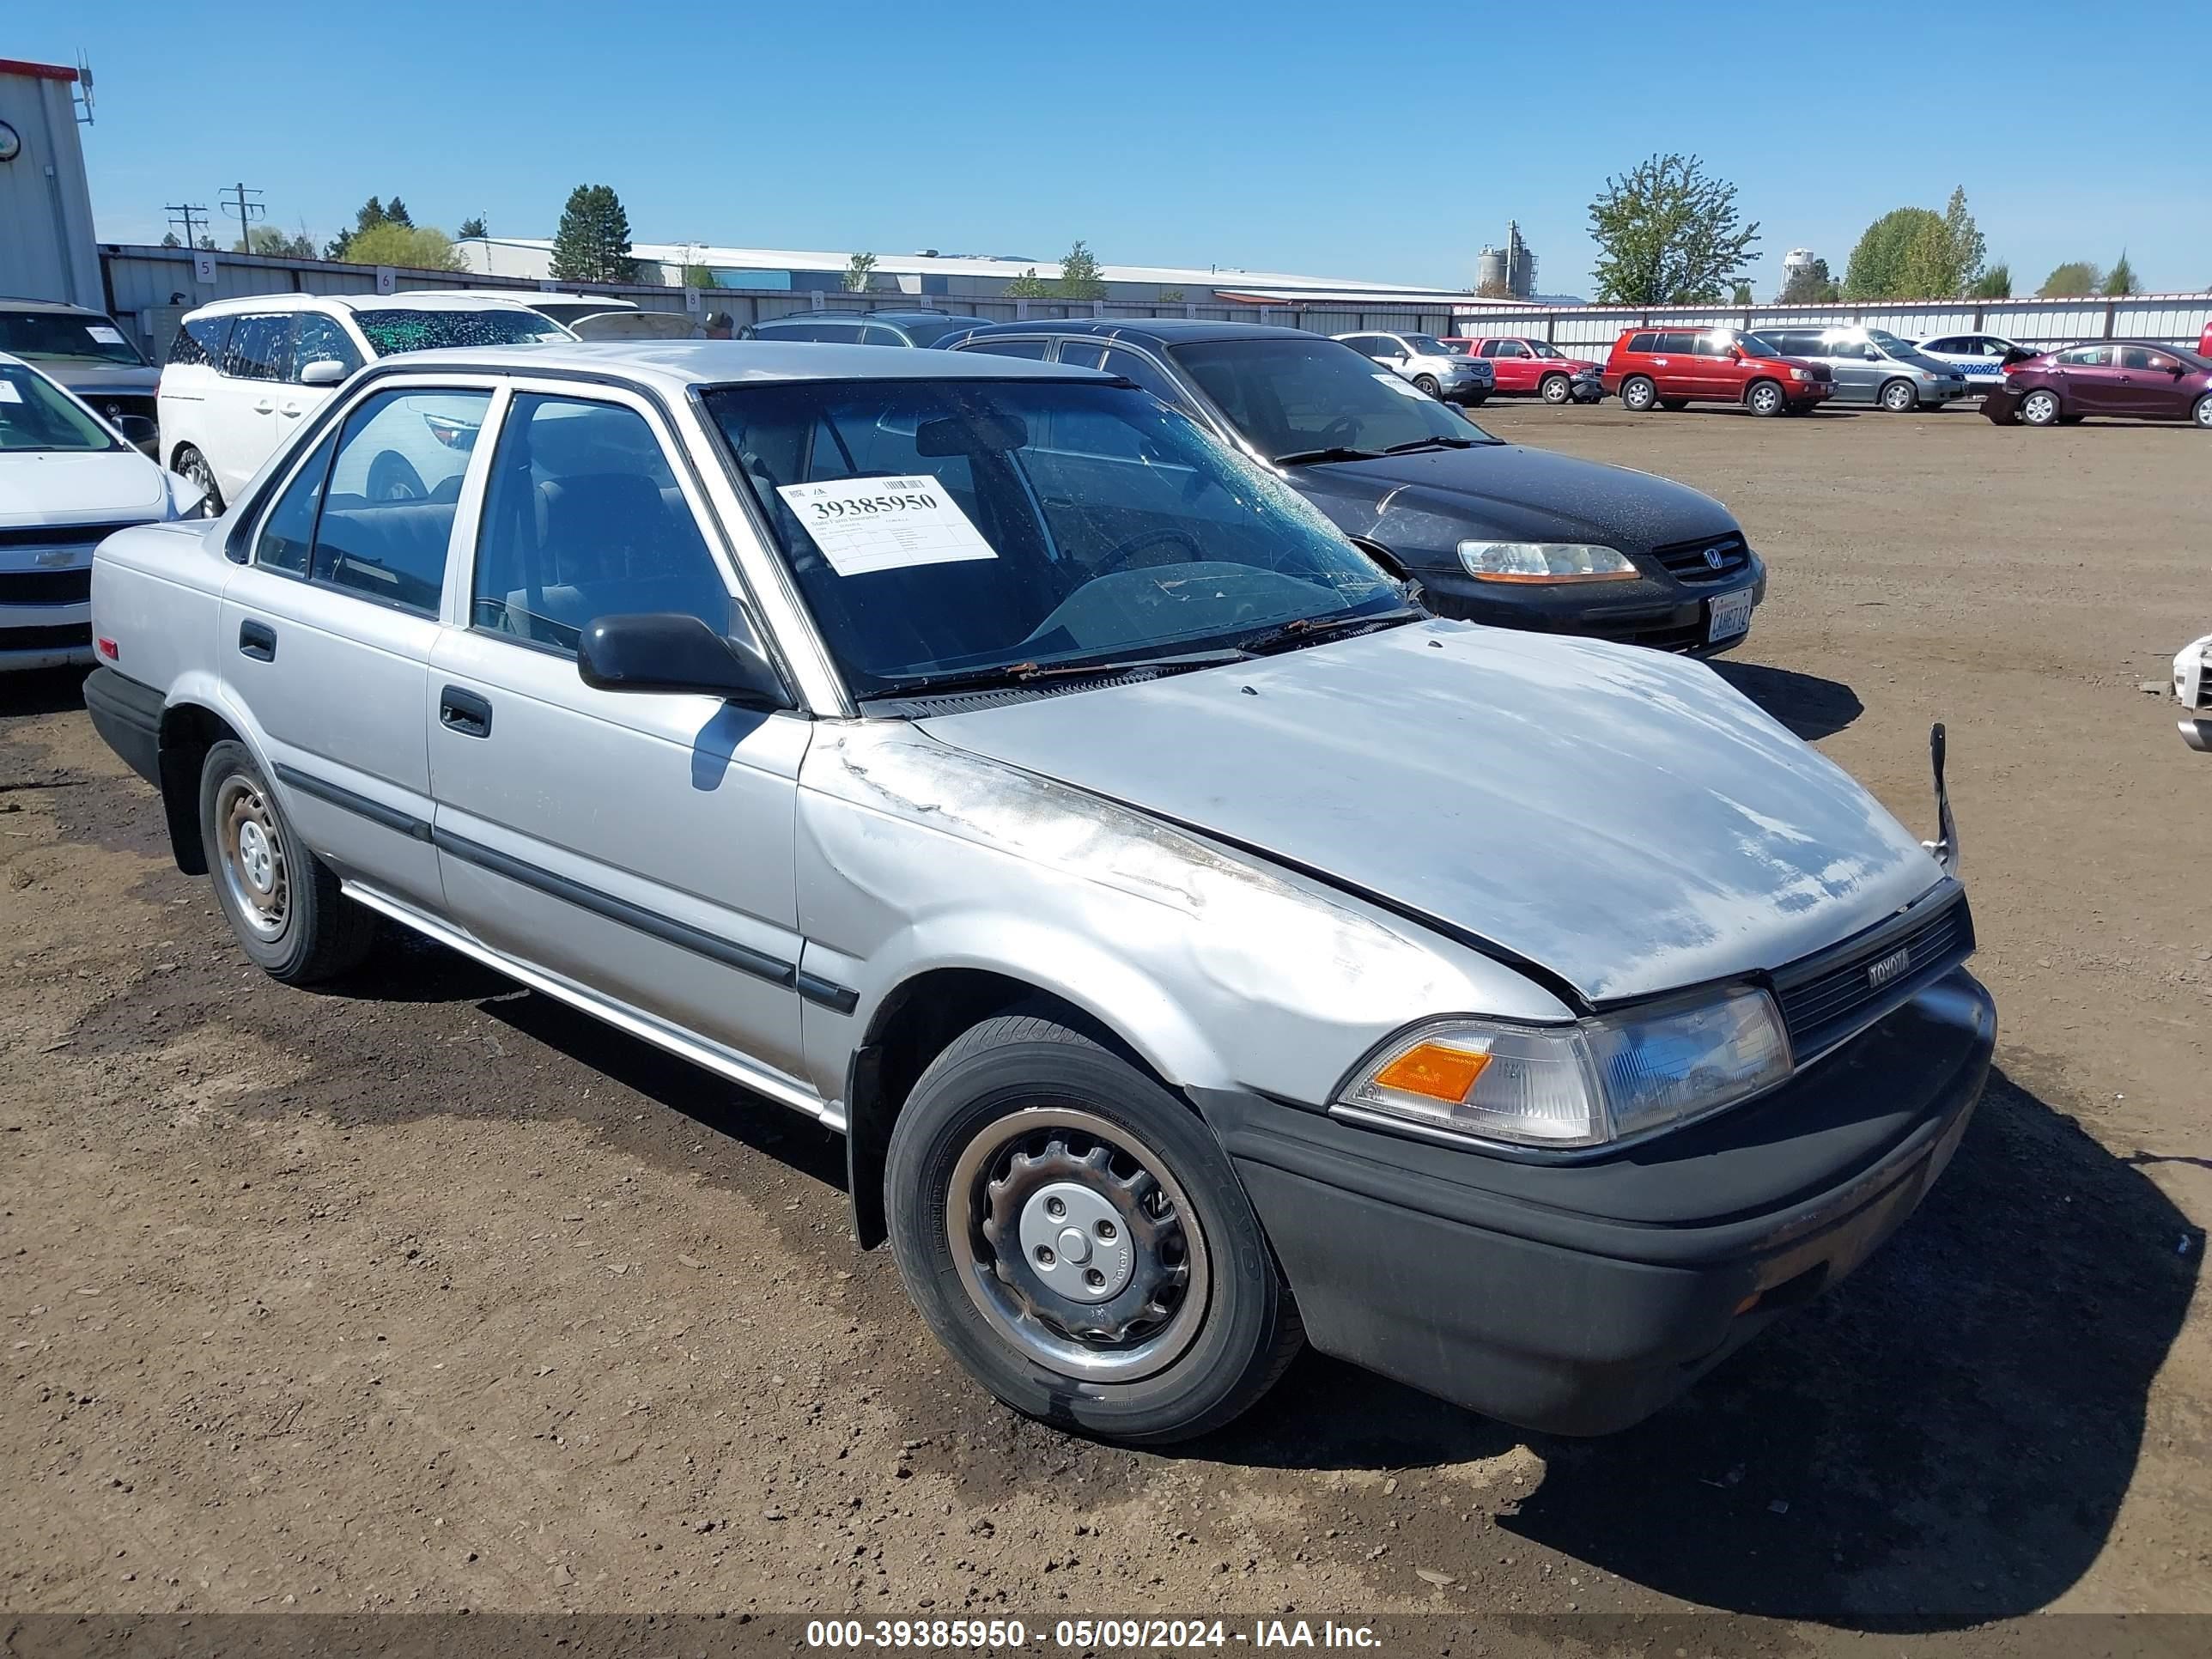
[1652,532,1752,586]
[2194,659,2212,710]
[0,621,93,653]
[1771,890,1976,1060]
[1586,617,1707,653]
[0,568,91,605]
[1804,364,1833,383]
[0,521,139,550]
[90,393,157,426]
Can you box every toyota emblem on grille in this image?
[1866,946,1911,988]
[1703,546,1727,569]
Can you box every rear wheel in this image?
[885,1013,1301,1444]
[367,451,426,501]
[173,446,223,516]
[1539,374,1572,404]
[199,740,378,984]
[1412,374,1441,398]
[1620,375,1658,412]
[1658,397,1690,411]
[1879,378,1919,413]
[1746,380,1785,417]
[2021,388,2062,427]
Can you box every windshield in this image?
[0,362,124,453]
[353,308,570,356]
[0,309,148,368]
[1169,338,1498,461]
[704,378,1407,698]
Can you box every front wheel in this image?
[2194,394,2212,429]
[885,1013,1301,1444]
[1539,374,1571,404]
[1879,378,1919,413]
[1620,375,1658,412]
[199,740,378,984]
[1746,380,1785,417]
[1412,374,1441,398]
[2021,388,2062,427]
[1462,392,1487,407]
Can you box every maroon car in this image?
[1983,339,2212,428]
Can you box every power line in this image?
[165,202,210,249]
[222,182,264,252]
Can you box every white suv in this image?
[1331,331,1494,404]
[157,293,569,512]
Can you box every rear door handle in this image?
[238,620,276,661]
[439,685,493,738]
[279,401,302,416]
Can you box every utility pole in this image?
[165,202,210,249]
[222,181,264,253]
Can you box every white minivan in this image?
[156,293,569,512]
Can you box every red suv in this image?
[1602,326,1833,416]
[1442,336,1603,404]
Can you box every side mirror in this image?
[298,359,350,386]
[1728,345,1745,362]
[114,413,158,447]
[577,611,792,709]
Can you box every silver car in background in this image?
[1333,330,1494,404]
[83,340,1992,1444]
[1752,324,1972,411]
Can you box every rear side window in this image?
[961,338,1049,360]
[168,314,234,368]
[1055,341,1109,370]
[471,394,729,654]
[310,388,493,614]
[222,314,293,382]
[2057,345,2111,367]
[859,325,909,347]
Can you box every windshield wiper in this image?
[1236,607,1423,656]
[1272,445,1381,465]
[1378,435,1479,454]
[866,649,1248,701]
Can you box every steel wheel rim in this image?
[2024,391,2057,423]
[947,1106,1211,1383]
[216,773,289,939]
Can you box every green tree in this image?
[549,184,638,284]
[1586,153,1759,304]
[325,195,390,261]
[1055,240,1107,301]
[342,222,468,272]
[235,224,316,258]
[384,197,412,228]
[2038,260,2104,297]
[2102,251,2140,295]
[1844,206,1941,299]
[457,215,488,240]
[1731,280,1753,304]
[1001,268,1051,299]
[680,263,714,289]
[1158,289,1185,302]
[1967,263,2012,300]
[1778,256,1840,303]
[843,252,878,293]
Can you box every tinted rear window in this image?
[1625,332,1658,353]
[352,308,569,356]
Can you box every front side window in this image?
[1494,340,1531,358]
[351,308,568,358]
[704,378,1407,699]
[1099,347,1190,411]
[0,362,124,453]
[307,388,492,613]
[291,315,364,380]
[255,430,338,574]
[222,315,294,382]
[1172,337,1495,462]
[2118,345,2176,371]
[472,394,730,653]
[0,309,148,368]
[1692,331,1733,358]
[1529,340,1564,358]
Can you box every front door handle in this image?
[252,398,276,415]
[439,685,493,738]
[238,620,276,661]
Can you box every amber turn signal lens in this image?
[1372,1042,1491,1103]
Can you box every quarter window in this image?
[308,388,492,614]
[471,394,731,654]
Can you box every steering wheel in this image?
[1092,526,1207,578]
[1316,415,1364,449]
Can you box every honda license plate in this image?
[1707,591,1754,643]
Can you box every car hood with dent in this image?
[0,449,169,526]
[916,621,1942,1004]
[1288,441,1738,569]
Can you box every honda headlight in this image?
[1336,988,1791,1150]
[1788,367,1810,381]
[1458,542,1638,583]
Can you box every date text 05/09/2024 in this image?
[804,1618,1382,1650]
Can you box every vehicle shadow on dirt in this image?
[0,665,93,720]
[1712,660,1863,741]
[1198,1062,2198,1630]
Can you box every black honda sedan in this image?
[943,321,1764,653]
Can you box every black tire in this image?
[173,446,223,516]
[1412,374,1441,398]
[1879,378,1919,413]
[198,739,378,984]
[367,451,427,501]
[1620,375,1658,412]
[1462,392,1487,407]
[1658,397,1690,411]
[885,1013,1302,1445]
[1539,374,1571,404]
[2020,388,2063,428]
[1745,380,1786,417]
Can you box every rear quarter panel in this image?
[90,521,233,707]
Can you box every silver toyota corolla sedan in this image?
[84,341,1993,1443]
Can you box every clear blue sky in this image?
[18,0,2212,296]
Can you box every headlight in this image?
[1457,541,1638,583]
[1788,367,1809,381]
[1337,988,1792,1150]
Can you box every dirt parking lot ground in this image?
[2,399,2206,1653]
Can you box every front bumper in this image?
[1442,376,1493,403]
[1417,558,1765,656]
[1199,969,1995,1435]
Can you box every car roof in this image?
[365,338,1115,392]
[950,318,1323,348]
[862,308,959,322]
[185,291,553,319]
[0,295,105,316]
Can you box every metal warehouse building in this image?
[0,57,100,309]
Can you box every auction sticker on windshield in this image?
[1372,373,1430,400]
[777,475,999,578]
